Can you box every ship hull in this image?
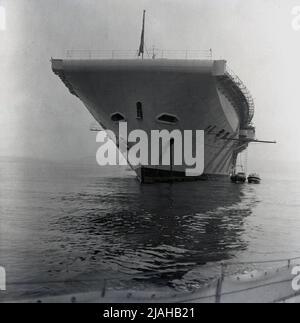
[137,167,229,184]
[52,59,251,183]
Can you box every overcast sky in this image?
[1,0,300,167]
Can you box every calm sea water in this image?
[1,157,300,301]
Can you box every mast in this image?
[138,10,146,59]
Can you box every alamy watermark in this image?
[96,122,205,176]
[292,266,300,292]
[291,6,300,31]
[0,6,6,31]
[0,266,6,291]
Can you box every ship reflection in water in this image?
[2,158,290,301]
[55,178,253,283]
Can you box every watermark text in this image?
[292,266,300,291]
[291,6,300,31]
[96,122,205,177]
[0,266,6,291]
[0,6,6,31]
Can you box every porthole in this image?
[156,113,179,125]
[111,112,126,122]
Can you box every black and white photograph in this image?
[1,0,300,307]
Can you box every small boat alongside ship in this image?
[230,153,260,184]
[230,172,246,184]
[230,161,247,184]
[247,173,261,184]
[230,172,261,184]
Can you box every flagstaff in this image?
[138,10,146,59]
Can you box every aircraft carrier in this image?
[51,49,256,183]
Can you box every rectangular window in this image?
[136,102,143,120]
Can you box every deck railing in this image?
[3,255,300,303]
[226,68,255,124]
[65,49,213,60]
